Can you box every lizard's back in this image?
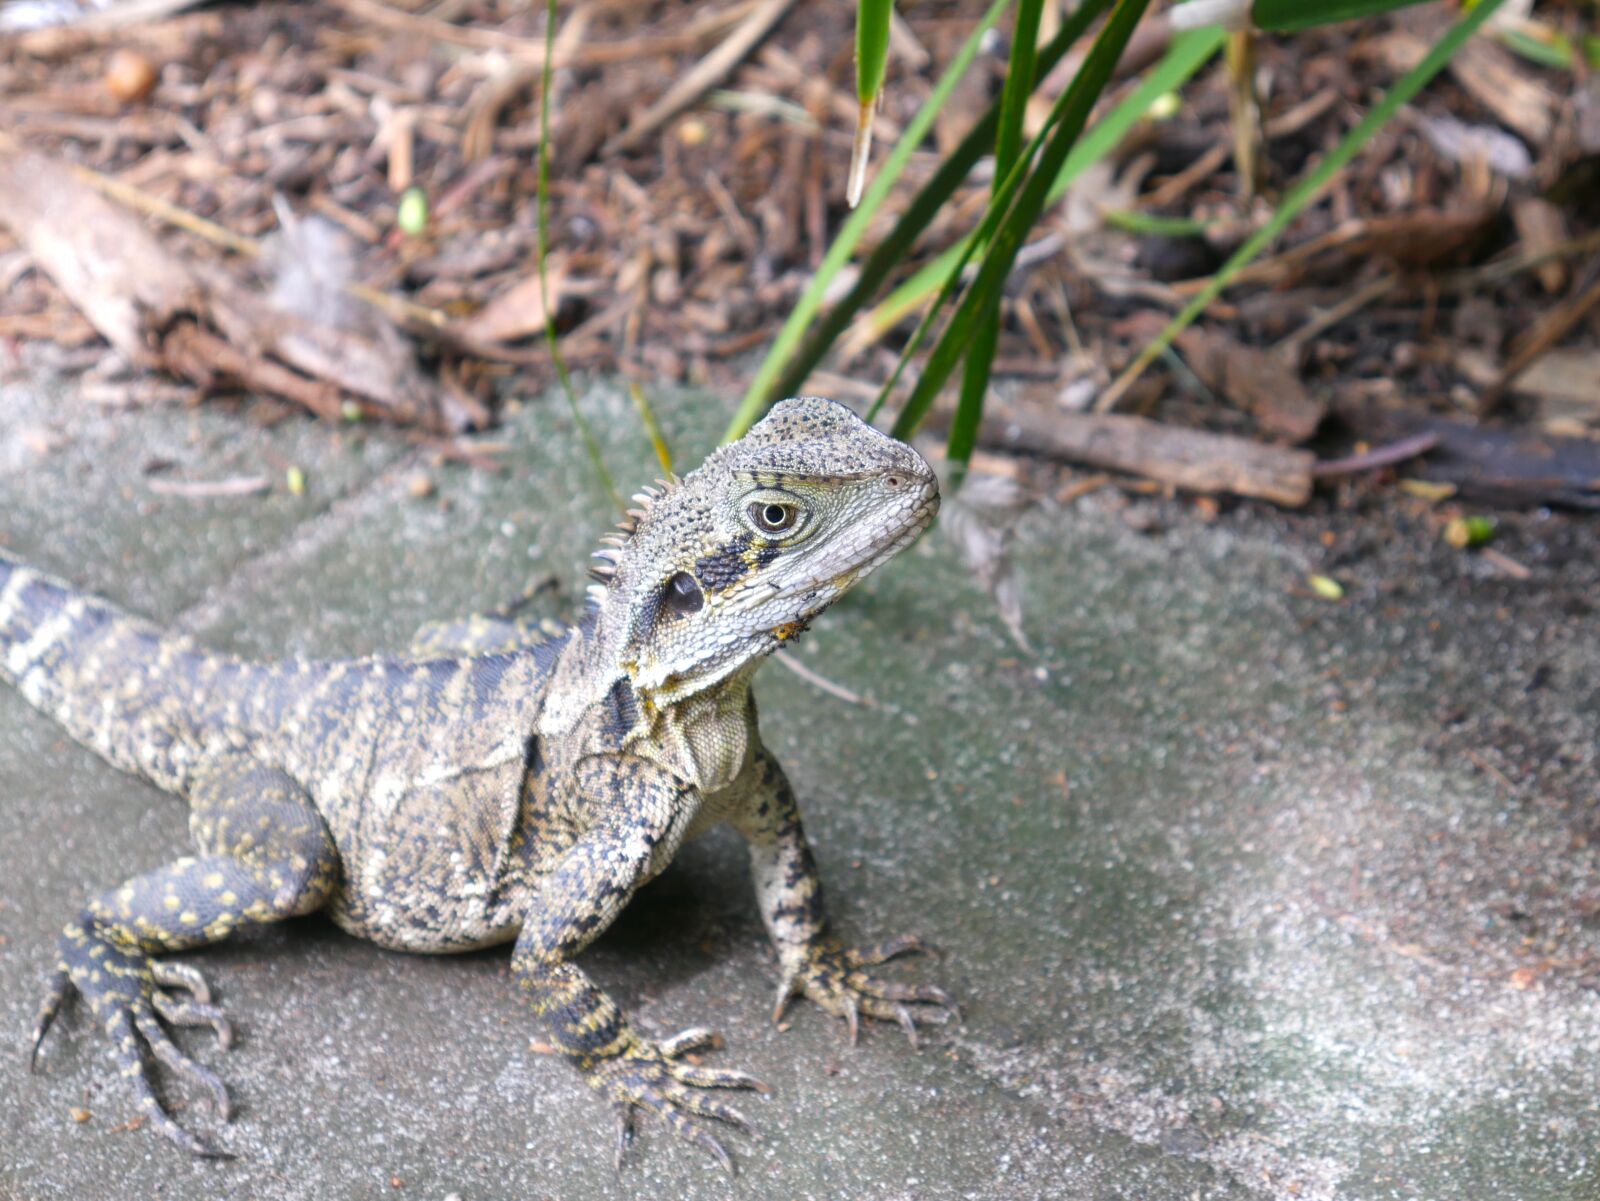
[0,548,566,951]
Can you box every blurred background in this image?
[1,0,1597,519]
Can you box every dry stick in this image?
[147,474,272,499]
[773,653,872,707]
[1444,227,1600,289]
[979,406,1314,507]
[164,324,345,422]
[1480,260,1600,417]
[604,0,798,155]
[1271,274,1397,357]
[1312,432,1438,479]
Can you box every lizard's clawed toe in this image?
[593,1029,763,1173]
[782,934,960,1046]
[32,930,237,1155]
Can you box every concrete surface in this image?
[1,373,1597,1201]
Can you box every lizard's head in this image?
[586,396,939,704]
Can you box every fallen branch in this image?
[979,405,1314,506]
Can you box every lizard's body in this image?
[3,397,949,1167]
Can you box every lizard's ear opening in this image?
[660,572,704,619]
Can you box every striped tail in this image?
[0,550,239,793]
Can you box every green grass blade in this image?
[726,0,1114,442]
[951,0,1045,485]
[1097,0,1505,412]
[539,0,620,510]
[1252,0,1435,33]
[856,0,893,105]
[888,0,1154,441]
[628,383,675,476]
[859,26,1224,348]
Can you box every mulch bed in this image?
[0,0,1596,506]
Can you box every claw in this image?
[110,1010,232,1159]
[688,1128,735,1178]
[134,1012,233,1121]
[29,968,72,1073]
[150,960,213,1005]
[665,1059,769,1093]
[657,1027,718,1059]
[892,1004,919,1049]
[841,993,860,1046]
[845,934,934,968]
[612,1109,636,1173]
[663,1080,755,1135]
[152,992,234,1050]
[770,977,799,1025]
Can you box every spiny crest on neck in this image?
[585,474,680,602]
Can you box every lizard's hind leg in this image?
[31,755,336,1156]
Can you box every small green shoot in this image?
[1444,515,1496,549]
[849,0,894,208]
[396,187,429,237]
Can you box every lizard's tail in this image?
[0,550,248,793]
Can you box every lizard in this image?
[1,395,953,1170]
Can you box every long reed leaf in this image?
[721,0,1018,442]
[858,26,1225,349]
[726,0,1115,441]
[849,0,895,206]
[951,0,1045,484]
[539,0,619,509]
[886,0,1154,441]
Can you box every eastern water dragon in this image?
[0,396,953,1170]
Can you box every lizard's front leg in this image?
[732,747,958,1045]
[512,754,762,1172]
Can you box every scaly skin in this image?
[2,396,953,1169]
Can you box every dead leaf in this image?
[450,268,565,346]
[940,472,1034,653]
[1511,349,1600,427]
[1176,328,1326,443]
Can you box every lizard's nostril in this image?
[885,475,902,489]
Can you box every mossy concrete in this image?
[1,373,1596,1200]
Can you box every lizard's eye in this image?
[749,501,799,534]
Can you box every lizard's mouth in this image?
[780,473,940,606]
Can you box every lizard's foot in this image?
[775,934,960,1048]
[31,920,235,1157]
[588,1027,765,1175]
